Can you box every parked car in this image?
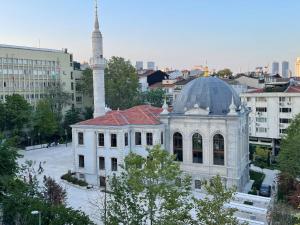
[259,184,271,197]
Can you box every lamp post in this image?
[31,210,41,225]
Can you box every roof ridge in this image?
[111,112,121,126]
[118,110,130,125]
[138,105,154,122]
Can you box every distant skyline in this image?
[1,0,300,73]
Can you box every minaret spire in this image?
[94,0,99,30]
[92,0,106,118]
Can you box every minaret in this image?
[92,0,106,118]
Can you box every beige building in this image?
[0,44,90,112]
[296,57,300,77]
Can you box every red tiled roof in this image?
[77,105,162,126]
[285,85,300,93]
[248,88,264,93]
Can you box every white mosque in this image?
[71,3,250,192]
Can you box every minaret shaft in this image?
[92,1,106,118]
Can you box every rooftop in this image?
[77,105,162,126]
[0,43,67,54]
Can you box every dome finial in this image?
[228,95,237,115]
[94,0,100,30]
[161,96,169,115]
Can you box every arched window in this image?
[173,132,183,161]
[213,134,224,165]
[192,133,203,163]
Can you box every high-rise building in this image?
[282,61,289,78]
[296,57,300,77]
[271,61,279,75]
[147,61,155,70]
[0,44,76,110]
[135,61,143,71]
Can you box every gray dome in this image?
[173,76,241,115]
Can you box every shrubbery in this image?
[248,170,265,195]
[61,172,88,187]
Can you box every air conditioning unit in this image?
[279,102,284,106]
[279,124,284,128]
[287,102,292,105]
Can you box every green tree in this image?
[278,113,300,179]
[193,175,245,225]
[5,94,32,133]
[63,106,82,137]
[34,100,59,142]
[216,68,233,78]
[105,57,140,109]
[141,88,165,107]
[253,146,270,168]
[0,101,5,131]
[105,145,193,225]
[77,68,93,97]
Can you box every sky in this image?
[1,0,300,73]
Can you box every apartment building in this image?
[0,44,79,111]
[240,82,300,155]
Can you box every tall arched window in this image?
[192,133,203,163]
[213,134,224,165]
[173,132,183,161]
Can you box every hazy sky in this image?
[1,0,300,73]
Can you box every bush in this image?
[250,170,265,190]
[61,172,88,187]
[248,189,257,195]
[243,200,253,205]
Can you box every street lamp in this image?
[31,210,41,225]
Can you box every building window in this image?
[111,158,118,171]
[98,133,104,147]
[256,117,267,123]
[78,132,84,145]
[195,180,201,189]
[256,107,267,112]
[78,155,84,168]
[124,133,128,146]
[111,134,117,147]
[280,129,287,134]
[173,132,183,162]
[246,97,251,102]
[279,118,291,124]
[146,133,153,146]
[256,127,267,133]
[99,157,105,170]
[280,108,291,113]
[135,132,142,145]
[161,132,164,145]
[71,82,74,90]
[213,134,224,166]
[99,176,106,187]
[256,97,266,102]
[192,133,203,163]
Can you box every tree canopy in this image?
[105,145,193,225]
[5,94,32,132]
[105,56,140,109]
[278,113,300,179]
[33,100,59,141]
[141,88,165,107]
[105,145,243,225]
[216,68,233,78]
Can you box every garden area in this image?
[248,170,265,195]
